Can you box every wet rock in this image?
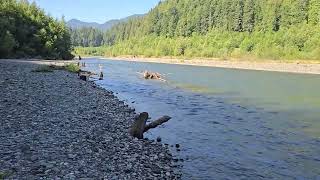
[157,137,162,142]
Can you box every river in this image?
[82,58,320,179]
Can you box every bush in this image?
[31,63,80,73]
[64,63,80,73]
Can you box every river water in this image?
[82,58,320,179]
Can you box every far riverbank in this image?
[97,56,320,75]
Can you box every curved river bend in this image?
[82,58,320,180]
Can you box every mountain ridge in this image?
[67,14,144,30]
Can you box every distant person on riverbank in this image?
[79,56,82,60]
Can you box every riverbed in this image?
[82,58,320,179]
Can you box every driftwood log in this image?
[143,71,162,80]
[129,112,171,139]
[78,70,96,81]
[142,71,166,81]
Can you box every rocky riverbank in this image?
[0,59,181,179]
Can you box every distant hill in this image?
[67,14,144,30]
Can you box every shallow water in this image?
[82,58,320,179]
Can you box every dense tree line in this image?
[70,16,144,47]
[70,28,104,47]
[105,0,320,39]
[0,0,73,59]
[74,0,320,60]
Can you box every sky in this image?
[28,0,160,23]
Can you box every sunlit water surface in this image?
[82,58,320,179]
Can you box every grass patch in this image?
[64,63,80,73]
[0,171,11,179]
[32,63,80,73]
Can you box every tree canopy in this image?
[0,0,73,59]
[74,0,320,60]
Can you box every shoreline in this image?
[98,56,320,75]
[0,59,180,179]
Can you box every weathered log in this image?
[129,112,149,139]
[129,112,171,139]
[79,70,96,76]
[143,115,171,133]
[143,71,162,80]
[80,75,88,81]
[78,70,96,81]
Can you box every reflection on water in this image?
[82,58,320,179]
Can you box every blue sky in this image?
[28,0,160,23]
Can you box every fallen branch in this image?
[143,115,171,133]
[129,112,171,139]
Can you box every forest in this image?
[73,0,320,61]
[0,0,73,60]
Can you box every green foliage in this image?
[309,0,320,25]
[0,171,12,179]
[73,0,320,61]
[32,64,80,73]
[73,46,106,56]
[71,27,104,47]
[76,24,320,60]
[0,172,5,180]
[0,31,16,57]
[0,0,73,59]
[64,63,80,73]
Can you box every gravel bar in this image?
[0,59,181,179]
